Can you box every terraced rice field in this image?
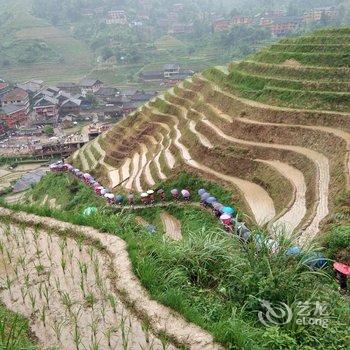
[0,207,221,350]
[71,28,350,244]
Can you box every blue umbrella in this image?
[198,188,206,196]
[221,206,236,215]
[303,252,327,269]
[115,194,124,203]
[206,196,217,204]
[285,246,301,256]
[200,192,210,200]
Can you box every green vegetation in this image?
[0,0,92,82]
[207,28,350,111]
[1,171,349,349]
[0,304,36,349]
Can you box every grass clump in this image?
[0,304,36,349]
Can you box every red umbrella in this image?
[333,262,350,276]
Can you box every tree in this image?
[44,126,54,136]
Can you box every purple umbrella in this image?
[200,192,210,200]
[198,188,206,196]
[171,189,179,195]
[213,202,223,210]
[206,196,217,204]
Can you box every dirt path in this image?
[152,110,276,225]
[153,122,176,169]
[134,144,148,192]
[189,120,213,148]
[125,152,140,191]
[153,132,168,180]
[202,117,329,236]
[257,160,307,235]
[120,158,132,184]
[143,136,159,186]
[160,212,182,240]
[0,207,222,350]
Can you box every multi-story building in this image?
[0,87,30,115]
[106,10,128,25]
[304,7,339,22]
[0,104,27,128]
[34,96,59,118]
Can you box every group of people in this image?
[50,161,349,293]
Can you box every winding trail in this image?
[143,136,159,186]
[134,143,148,192]
[188,120,213,148]
[257,160,307,235]
[160,212,182,240]
[0,207,222,350]
[153,132,168,180]
[125,152,140,190]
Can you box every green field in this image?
[0,0,93,83]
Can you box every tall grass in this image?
[0,305,36,349]
[1,172,349,349]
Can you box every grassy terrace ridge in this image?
[234,61,350,82]
[209,28,350,112]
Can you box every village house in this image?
[75,95,92,110]
[60,98,81,116]
[164,63,180,78]
[0,88,30,115]
[56,82,80,94]
[106,10,128,25]
[0,104,28,128]
[95,87,120,100]
[33,96,59,118]
[213,19,232,32]
[266,16,302,37]
[0,81,10,95]
[139,70,164,82]
[232,16,253,26]
[80,79,103,94]
[303,7,339,22]
[17,80,43,94]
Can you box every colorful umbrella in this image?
[181,189,190,197]
[220,214,231,220]
[157,189,164,194]
[206,196,217,204]
[285,246,301,256]
[100,189,107,195]
[200,192,210,200]
[141,192,148,198]
[221,206,236,215]
[115,195,124,203]
[147,190,155,195]
[83,207,97,216]
[303,252,327,269]
[83,173,91,179]
[198,188,206,196]
[105,193,114,199]
[213,202,223,210]
[171,189,179,195]
[333,262,350,276]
